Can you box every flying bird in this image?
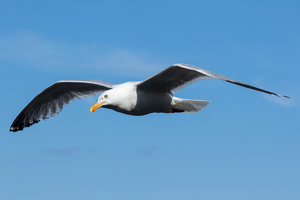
[10,64,290,132]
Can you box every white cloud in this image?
[0,31,166,77]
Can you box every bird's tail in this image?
[171,97,210,113]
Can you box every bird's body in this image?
[91,81,208,115]
[10,64,290,132]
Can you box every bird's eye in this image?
[104,94,108,98]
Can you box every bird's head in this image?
[90,91,111,113]
[90,82,137,113]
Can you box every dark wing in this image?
[137,63,290,98]
[10,80,115,132]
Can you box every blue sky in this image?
[1,0,299,199]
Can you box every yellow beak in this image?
[90,101,106,113]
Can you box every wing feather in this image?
[138,63,290,98]
[10,80,114,132]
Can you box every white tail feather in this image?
[172,97,210,113]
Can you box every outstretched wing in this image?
[10,80,115,132]
[137,63,290,98]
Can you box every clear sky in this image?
[1,0,299,199]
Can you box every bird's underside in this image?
[10,63,290,132]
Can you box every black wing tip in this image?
[9,126,24,132]
[268,93,290,99]
[282,95,291,99]
[9,119,40,132]
[275,94,291,99]
[254,91,290,99]
[226,80,290,99]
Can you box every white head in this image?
[90,91,113,113]
[90,82,138,113]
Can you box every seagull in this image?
[10,64,289,132]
